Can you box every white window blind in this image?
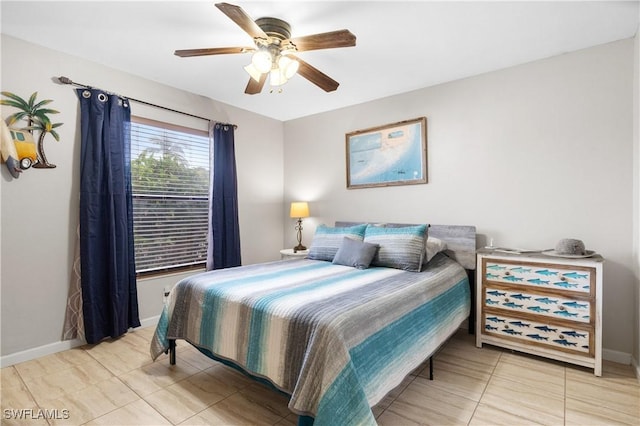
[130,117,210,274]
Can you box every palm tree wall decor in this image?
[0,91,63,169]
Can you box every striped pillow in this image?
[308,224,368,261]
[364,224,428,272]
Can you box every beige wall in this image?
[0,35,285,360]
[284,39,636,359]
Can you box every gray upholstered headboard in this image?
[334,221,477,270]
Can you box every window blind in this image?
[130,117,210,274]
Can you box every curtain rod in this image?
[56,76,237,129]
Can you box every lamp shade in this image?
[290,202,309,218]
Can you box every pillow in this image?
[364,224,428,272]
[307,224,368,261]
[332,237,379,269]
[426,237,448,263]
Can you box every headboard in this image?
[334,221,477,270]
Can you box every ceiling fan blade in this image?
[215,2,267,40]
[289,30,356,52]
[245,73,268,95]
[292,55,339,92]
[174,47,249,57]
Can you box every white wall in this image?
[0,35,285,360]
[284,39,635,358]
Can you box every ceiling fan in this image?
[174,2,356,94]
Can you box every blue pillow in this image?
[364,224,428,272]
[332,237,379,269]
[308,224,367,261]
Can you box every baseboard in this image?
[0,338,85,368]
[0,315,161,368]
[603,348,633,365]
[632,355,640,382]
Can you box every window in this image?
[130,117,210,275]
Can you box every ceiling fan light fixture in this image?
[251,49,273,73]
[278,55,299,79]
[269,68,287,87]
[243,63,263,82]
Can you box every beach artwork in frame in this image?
[346,117,427,189]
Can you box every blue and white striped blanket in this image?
[151,253,470,425]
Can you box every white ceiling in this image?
[1,1,638,121]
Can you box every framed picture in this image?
[346,117,427,189]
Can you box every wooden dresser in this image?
[476,250,603,376]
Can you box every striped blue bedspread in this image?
[150,253,470,425]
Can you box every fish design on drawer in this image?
[487,290,506,297]
[502,329,522,336]
[503,302,524,309]
[553,310,578,318]
[563,272,588,280]
[510,267,531,273]
[554,281,578,288]
[553,339,577,347]
[526,334,549,341]
[535,269,558,276]
[528,306,550,313]
[503,275,524,282]
[510,293,531,300]
[535,297,558,304]
[487,264,506,270]
[528,278,549,285]
[562,301,588,309]
[535,325,557,333]
[509,321,530,327]
[562,330,587,338]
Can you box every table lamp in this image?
[290,202,309,252]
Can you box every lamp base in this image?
[293,244,307,253]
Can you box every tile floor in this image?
[1,327,638,425]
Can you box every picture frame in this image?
[346,117,427,189]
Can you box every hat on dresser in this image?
[546,238,596,258]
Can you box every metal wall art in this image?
[1,91,63,178]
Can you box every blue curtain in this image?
[206,122,241,270]
[77,89,140,344]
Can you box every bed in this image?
[150,222,476,426]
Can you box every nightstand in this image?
[280,248,309,260]
[476,249,603,376]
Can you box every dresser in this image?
[476,250,603,376]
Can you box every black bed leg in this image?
[429,357,434,380]
[169,339,176,365]
[467,270,476,335]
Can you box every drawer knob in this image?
[504,298,510,303]
[559,334,564,339]
[504,271,511,276]
[559,305,566,310]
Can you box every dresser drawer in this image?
[485,260,594,296]
[483,312,593,356]
[484,285,592,324]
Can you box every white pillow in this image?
[426,237,447,263]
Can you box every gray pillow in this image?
[332,237,379,269]
[308,224,367,261]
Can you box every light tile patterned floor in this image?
[1,327,638,425]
